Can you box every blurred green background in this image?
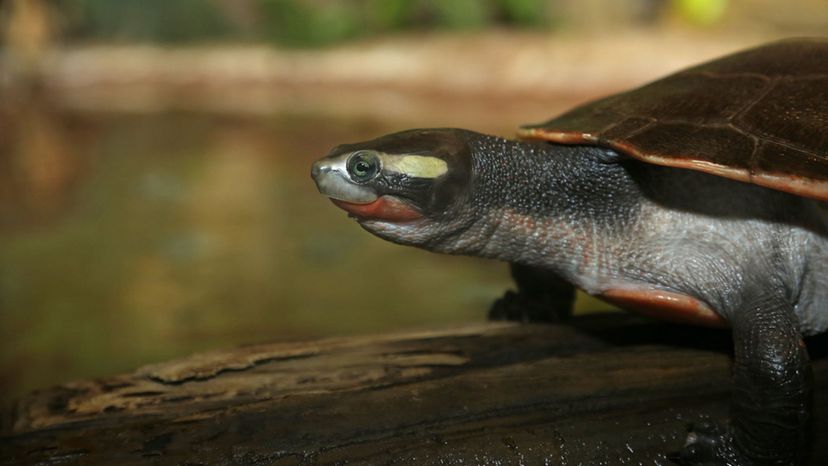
[0,0,826,399]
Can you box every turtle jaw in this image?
[312,159,424,222]
[329,196,424,222]
[328,196,432,250]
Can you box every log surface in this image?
[2,314,827,465]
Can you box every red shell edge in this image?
[518,127,828,204]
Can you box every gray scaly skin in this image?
[311,128,828,465]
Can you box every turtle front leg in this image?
[488,263,575,323]
[674,295,812,465]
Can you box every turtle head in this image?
[311,128,476,248]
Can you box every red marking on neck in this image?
[330,196,422,221]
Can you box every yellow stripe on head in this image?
[381,154,449,179]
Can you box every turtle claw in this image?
[668,422,744,466]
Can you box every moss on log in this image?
[2,314,827,465]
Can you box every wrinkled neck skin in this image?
[453,136,639,290]
[361,133,638,292]
[362,133,642,291]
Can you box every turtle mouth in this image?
[329,196,423,221]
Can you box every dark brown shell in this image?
[519,38,828,202]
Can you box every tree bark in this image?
[2,314,827,465]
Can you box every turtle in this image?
[310,38,828,465]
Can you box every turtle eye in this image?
[347,151,381,183]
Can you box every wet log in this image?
[2,314,828,465]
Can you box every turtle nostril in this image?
[311,161,322,179]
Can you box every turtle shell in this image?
[519,38,828,202]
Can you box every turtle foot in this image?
[668,422,746,466]
[489,264,574,323]
[488,290,563,323]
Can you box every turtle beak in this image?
[310,159,323,179]
[311,158,378,203]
